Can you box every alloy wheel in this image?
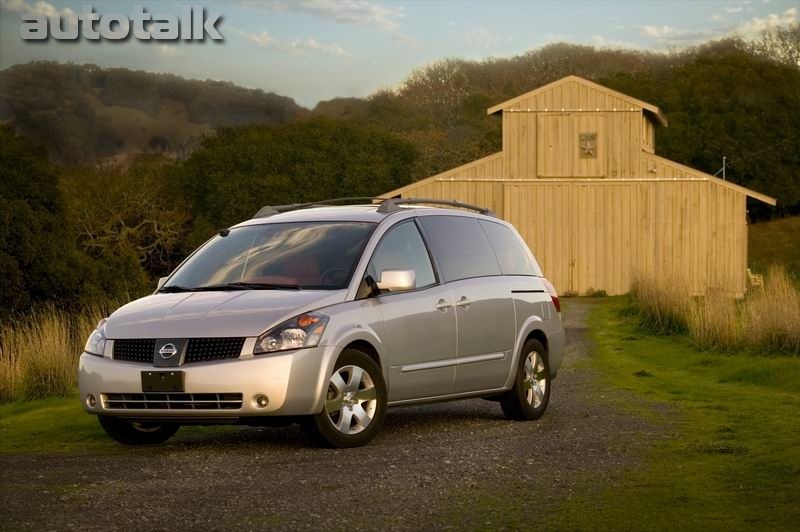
[523,350,547,408]
[324,365,378,434]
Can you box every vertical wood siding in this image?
[501,79,649,179]
[400,179,506,218]
[502,180,747,296]
[384,152,504,198]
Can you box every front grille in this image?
[113,339,156,363]
[186,337,245,363]
[104,392,243,410]
[112,338,245,364]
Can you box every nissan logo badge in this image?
[159,343,178,359]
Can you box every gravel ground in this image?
[0,301,665,531]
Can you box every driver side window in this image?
[367,221,436,291]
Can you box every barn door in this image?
[537,114,571,177]
[537,114,605,178]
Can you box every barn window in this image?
[579,132,597,159]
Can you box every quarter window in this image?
[419,216,501,282]
[367,221,436,290]
[479,220,537,276]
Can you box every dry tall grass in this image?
[742,266,800,355]
[0,306,105,403]
[630,273,692,334]
[688,293,741,351]
[631,266,800,355]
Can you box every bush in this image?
[584,288,608,297]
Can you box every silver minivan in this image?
[79,199,565,448]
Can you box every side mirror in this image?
[377,269,415,292]
[157,276,169,290]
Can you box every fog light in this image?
[254,394,269,408]
[86,394,96,408]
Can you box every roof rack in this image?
[376,198,496,217]
[253,197,391,218]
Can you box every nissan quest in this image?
[79,198,565,448]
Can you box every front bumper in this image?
[78,345,338,419]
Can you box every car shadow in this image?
[159,398,509,450]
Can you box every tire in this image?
[98,415,180,445]
[301,349,387,448]
[500,339,551,421]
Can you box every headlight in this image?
[254,312,329,355]
[84,318,108,356]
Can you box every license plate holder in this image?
[141,371,185,392]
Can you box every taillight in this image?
[540,278,560,313]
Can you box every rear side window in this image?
[367,221,436,290]
[479,220,537,276]
[419,216,501,282]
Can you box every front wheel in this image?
[501,339,551,421]
[98,415,180,445]
[301,349,387,448]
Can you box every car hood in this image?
[105,290,347,339]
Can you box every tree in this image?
[59,156,191,283]
[175,118,418,245]
[0,125,88,314]
[749,23,800,68]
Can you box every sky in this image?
[0,0,797,108]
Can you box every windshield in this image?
[163,222,376,291]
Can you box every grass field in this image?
[550,298,800,530]
[0,397,113,454]
[749,216,800,274]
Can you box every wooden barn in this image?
[382,75,776,296]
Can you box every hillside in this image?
[0,62,308,162]
[749,216,800,274]
[1,36,798,215]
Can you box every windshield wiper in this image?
[158,285,194,293]
[194,282,302,291]
[159,282,302,293]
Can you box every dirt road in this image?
[0,301,662,530]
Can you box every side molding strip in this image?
[399,352,506,373]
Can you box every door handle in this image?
[456,296,471,309]
[436,299,453,311]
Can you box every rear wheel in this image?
[98,415,180,445]
[501,339,551,421]
[301,349,387,448]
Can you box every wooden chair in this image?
[747,268,764,289]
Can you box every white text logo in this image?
[20,5,223,41]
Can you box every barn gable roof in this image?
[486,75,669,127]
[648,154,776,205]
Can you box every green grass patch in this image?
[0,396,115,454]
[550,298,800,530]
[0,396,237,454]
